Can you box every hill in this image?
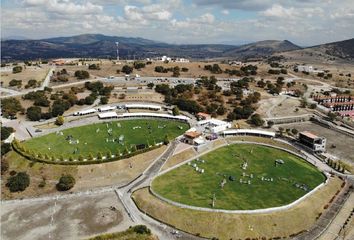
[3,34,352,61]
[1,34,236,60]
[277,38,354,62]
[222,40,301,59]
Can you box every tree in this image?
[100,96,108,105]
[88,64,100,70]
[74,70,90,79]
[12,66,23,73]
[216,105,227,115]
[309,103,317,109]
[26,106,42,121]
[121,65,133,74]
[55,115,65,126]
[267,120,274,128]
[300,97,308,108]
[9,79,22,88]
[328,112,337,121]
[249,114,264,126]
[6,172,30,192]
[1,143,11,156]
[56,174,75,191]
[97,152,103,160]
[1,126,14,141]
[291,128,298,135]
[172,106,180,116]
[147,83,154,89]
[172,66,180,77]
[1,97,24,118]
[133,61,145,70]
[163,135,170,145]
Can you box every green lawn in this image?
[23,119,188,159]
[152,144,326,210]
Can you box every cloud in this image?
[23,0,103,15]
[123,4,172,23]
[1,0,352,46]
[262,4,295,18]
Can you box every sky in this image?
[1,0,354,46]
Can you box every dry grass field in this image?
[1,151,78,200]
[75,146,166,190]
[133,176,343,239]
[271,97,312,117]
[1,66,51,88]
[161,147,197,172]
[1,146,165,199]
[53,60,265,79]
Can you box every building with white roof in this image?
[296,65,314,73]
[98,106,116,112]
[98,111,118,119]
[73,108,97,116]
[116,112,190,122]
[124,104,162,111]
[222,129,276,138]
[198,118,232,133]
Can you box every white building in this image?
[222,129,276,138]
[116,112,190,122]
[73,108,97,116]
[296,65,314,72]
[161,56,172,62]
[123,103,162,111]
[98,106,116,112]
[98,111,118,119]
[198,118,231,133]
[174,58,190,63]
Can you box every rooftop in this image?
[300,131,318,139]
[184,131,202,139]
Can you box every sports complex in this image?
[8,104,351,239]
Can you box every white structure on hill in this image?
[296,65,314,72]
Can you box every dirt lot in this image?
[279,122,354,164]
[271,97,312,117]
[1,66,51,88]
[1,191,132,240]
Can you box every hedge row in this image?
[12,139,162,165]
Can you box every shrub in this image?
[55,115,65,126]
[6,172,30,192]
[132,225,151,235]
[56,174,75,191]
[12,66,23,73]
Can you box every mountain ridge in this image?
[1,34,352,61]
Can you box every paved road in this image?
[115,140,202,239]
